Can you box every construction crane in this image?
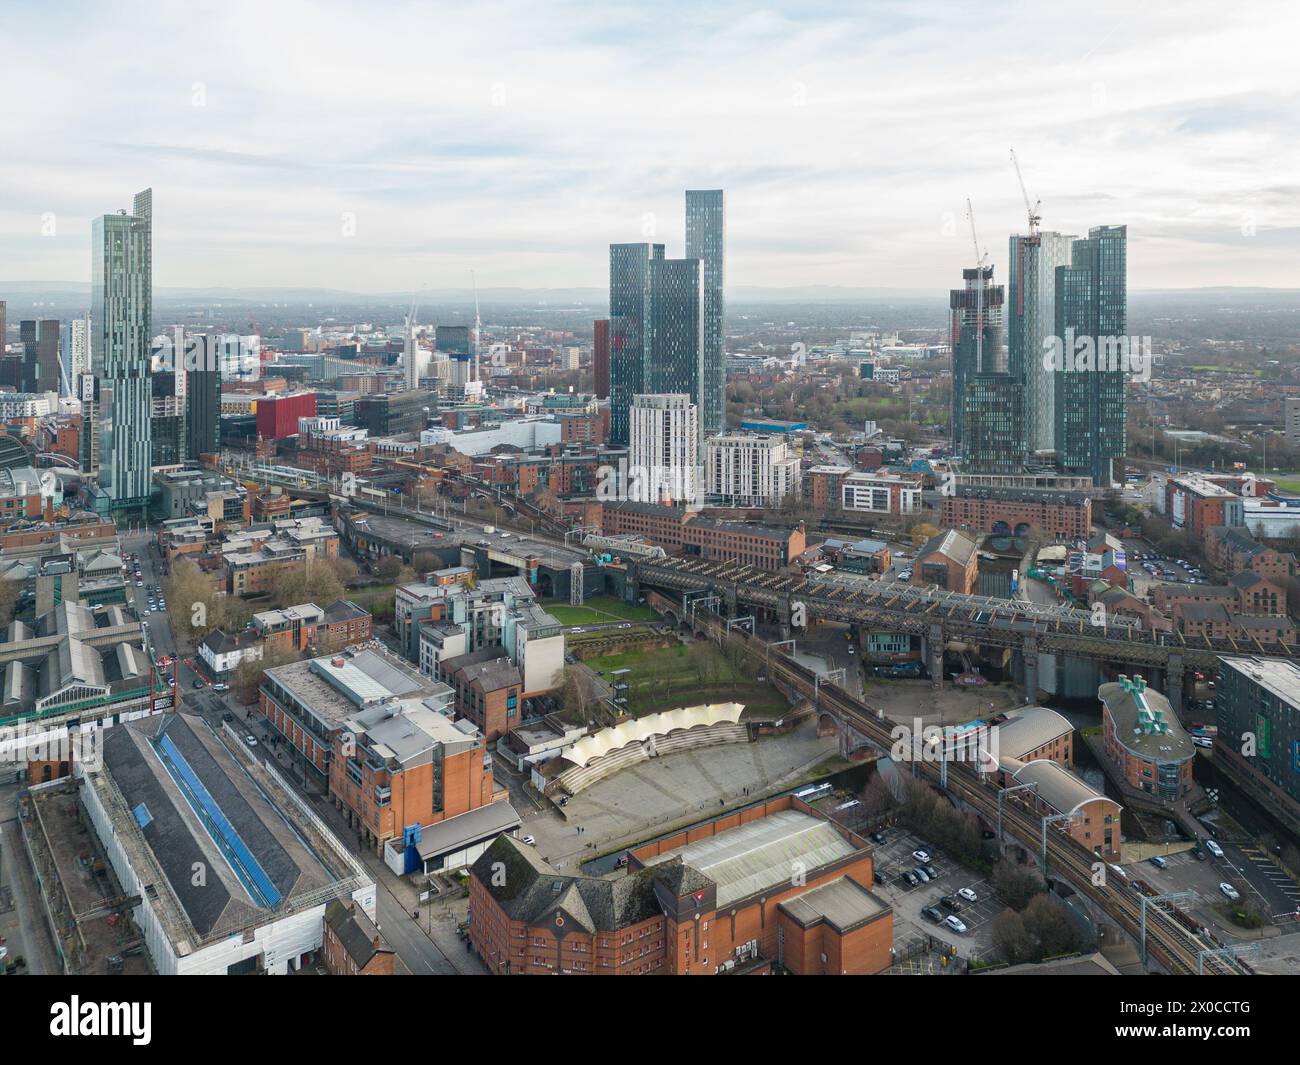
[1010,147,1042,234]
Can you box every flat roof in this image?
[415,801,521,861]
[645,809,858,908]
[778,876,887,932]
[1099,680,1194,763]
[1219,656,1300,707]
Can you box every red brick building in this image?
[468,799,891,975]
[323,899,395,975]
[255,390,317,440]
[1099,676,1194,802]
[600,501,805,571]
[941,486,1091,540]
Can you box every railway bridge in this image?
[630,556,1300,708]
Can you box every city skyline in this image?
[2,1,1298,293]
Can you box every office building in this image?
[1008,231,1074,454]
[1216,656,1300,828]
[685,188,725,438]
[91,188,153,513]
[1054,225,1128,486]
[647,257,705,412]
[629,393,699,505]
[20,318,61,394]
[961,374,1025,474]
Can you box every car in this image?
[901,871,919,887]
[912,867,930,883]
[869,831,886,844]
[1219,882,1240,901]
[571,627,585,634]
[222,712,233,722]
[872,871,885,885]
[847,646,855,655]
[1149,855,1168,869]
[618,623,631,629]
[192,679,203,690]
[521,835,536,846]
[922,864,939,880]
[1205,840,1225,859]
[214,683,229,692]
[939,895,963,912]
[943,914,967,933]
[921,905,945,923]
[899,570,913,581]
[957,887,978,903]
[244,735,258,747]
[912,849,931,863]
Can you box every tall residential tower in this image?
[91,188,154,513]
[685,189,725,438]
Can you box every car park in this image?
[943,914,967,933]
[957,887,978,903]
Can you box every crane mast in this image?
[1010,147,1042,234]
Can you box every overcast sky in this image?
[2,0,1298,293]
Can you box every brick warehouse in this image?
[941,485,1091,540]
[468,797,892,975]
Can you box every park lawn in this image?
[545,595,659,625]
[1271,476,1300,493]
[586,641,788,717]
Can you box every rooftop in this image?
[1099,677,1194,763]
[1219,655,1300,707]
[777,875,887,933]
[644,809,859,909]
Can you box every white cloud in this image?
[1,0,1297,291]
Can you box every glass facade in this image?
[1054,225,1127,485]
[608,242,663,446]
[685,189,725,439]
[950,265,1006,462]
[92,188,153,511]
[1007,231,1074,455]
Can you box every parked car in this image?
[922,864,939,880]
[913,867,930,883]
[901,871,919,887]
[1149,855,1168,869]
[872,871,885,885]
[244,735,258,747]
[1205,840,1225,859]
[521,835,536,846]
[943,914,967,933]
[939,895,963,913]
[869,831,886,844]
[921,905,944,923]
[957,887,978,903]
[1219,882,1240,901]
[912,848,932,863]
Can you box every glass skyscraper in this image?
[92,188,154,513]
[1054,225,1128,486]
[609,242,663,446]
[685,189,725,439]
[1007,231,1074,456]
[949,264,1005,460]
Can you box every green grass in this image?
[544,595,659,626]
[585,641,789,718]
[1271,476,1300,493]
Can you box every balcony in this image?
[375,785,391,805]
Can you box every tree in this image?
[991,910,1037,965]
[1022,895,1078,959]
[992,861,1047,911]
[910,522,939,548]
[272,562,345,609]
[560,666,599,723]
[231,643,302,706]
[164,558,231,644]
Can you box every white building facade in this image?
[629,393,699,505]
[704,433,800,507]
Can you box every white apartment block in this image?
[841,471,923,515]
[705,433,800,507]
[629,393,699,505]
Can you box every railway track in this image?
[699,614,1243,975]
